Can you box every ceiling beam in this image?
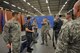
[67,0,77,11]
[37,0,43,12]
[58,0,60,11]
[27,0,35,13]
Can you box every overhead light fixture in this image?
[3,1,9,4]
[47,6,52,15]
[46,0,48,3]
[63,5,65,7]
[34,8,37,10]
[28,12,35,15]
[26,2,44,15]
[27,2,31,5]
[58,12,61,15]
[23,0,26,2]
[31,6,34,8]
[22,9,25,11]
[58,0,70,14]
[11,10,14,12]
[65,1,68,4]
[48,6,49,9]
[41,14,45,16]
[11,4,16,7]
[26,10,28,12]
[17,7,21,9]
[67,9,73,13]
[34,15,37,16]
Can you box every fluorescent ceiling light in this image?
[3,1,9,4]
[58,0,70,14]
[67,9,72,13]
[65,1,67,4]
[47,6,51,15]
[63,5,65,7]
[27,2,31,5]
[26,11,28,12]
[31,6,34,8]
[46,0,48,3]
[11,4,16,7]
[34,8,37,10]
[11,10,14,12]
[27,2,43,15]
[17,7,21,9]
[34,15,37,16]
[58,12,60,15]
[22,9,25,11]
[23,0,26,2]
[48,6,49,9]
[28,12,35,15]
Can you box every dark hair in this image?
[59,15,62,17]
[12,12,19,16]
[27,16,31,20]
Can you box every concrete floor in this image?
[0,29,55,53]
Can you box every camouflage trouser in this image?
[46,30,51,39]
[41,32,47,43]
[12,43,20,53]
[12,49,20,53]
[32,28,37,42]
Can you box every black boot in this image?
[27,47,33,52]
[29,47,34,50]
[8,48,11,53]
[53,42,56,49]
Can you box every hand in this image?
[46,30,48,32]
[6,44,11,48]
[45,30,48,33]
[32,30,34,33]
[36,27,38,29]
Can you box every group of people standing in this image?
[25,17,51,52]
[54,0,80,53]
[1,0,80,53]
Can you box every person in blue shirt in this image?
[25,16,34,52]
[53,15,63,48]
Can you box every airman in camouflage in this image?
[32,18,38,43]
[2,12,21,53]
[55,0,80,53]
[41,18,49,46]
[46,19,51,40]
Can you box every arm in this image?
[2,22,10,44]
[25,28,33,32]
[44,23,49,32]
[55,26,70,53]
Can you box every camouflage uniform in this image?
[55,17,80,53]
[41,23,48,44]
[2,18,21,53]
[46,20,51,40]
[32,21,38,42]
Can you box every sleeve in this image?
[55,26,70,53]
[2,22,10,44]
[25,22,28,28]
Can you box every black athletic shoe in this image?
[29,48,34,50]
[27,49,32,52]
